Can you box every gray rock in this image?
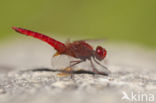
[0,41,155,103]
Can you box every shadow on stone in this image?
[25,68,108,76]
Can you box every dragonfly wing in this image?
[79,38,107,44]
[51,55,92,71]
[51,55,110,74]
[51,55,72,70]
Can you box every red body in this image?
[12,27,96,59]
[12,27,107,61]
[12,27,110,75]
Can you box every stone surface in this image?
[0,41,156,103]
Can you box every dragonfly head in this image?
[95,46,107,61]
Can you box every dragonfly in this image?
[12,27,111,76]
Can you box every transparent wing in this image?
[83,38,107,43]
[51,54,110,74]
[73,38,107,46]
[51,54,92,71]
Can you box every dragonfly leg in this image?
[69,60,83,78]
[90,58,109,76]
[57,60,83,78]
[93,57,111,74]
[90,59,100,75]
[68,60,83,67]
[70,60,82,66]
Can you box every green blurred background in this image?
[0,0,156,48]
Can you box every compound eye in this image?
[96,46,107,60]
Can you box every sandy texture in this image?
[0,41,156,103]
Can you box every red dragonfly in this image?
[12,27,111,75]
